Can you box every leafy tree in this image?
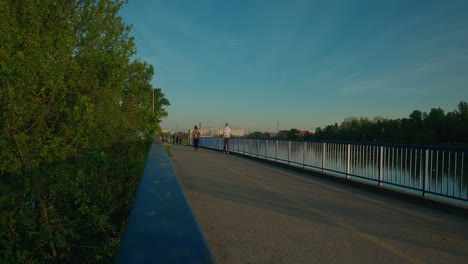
[315,123,339,140]
[0,0,169,262]
[248,131,265,138]
[409,110,423,130]
[454,101,468,144]
[423,107,446,143]
[287,128,300,138]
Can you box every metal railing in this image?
[200,137,468,206]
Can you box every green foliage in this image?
[0,0,169,262]
[287,128,300,139]
[247,131,266,138]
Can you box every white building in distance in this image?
[189,126,245,138]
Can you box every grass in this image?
[164,145,172,157]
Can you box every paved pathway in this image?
[170,144,468,264]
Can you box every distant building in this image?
[189,126,245,139]
[275,129,314,138]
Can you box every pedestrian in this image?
[223,123,231,153]
[192,125,201,151]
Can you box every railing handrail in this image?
[115,142,215,263]
[228,137,468,151]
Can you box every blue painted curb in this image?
[115,142,215,264]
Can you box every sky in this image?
[119,0,468,133]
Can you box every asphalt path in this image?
[170,144,468,264]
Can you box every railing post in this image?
[275,139,278,161]
[303,141,306,169]
[463,152,465,199]
[288,140,291,164]
[423,149,429,197]
[257,139,260,157]
[322,142,326,172]
[379,146,384,186]
[346,144,351,179]
[243,138,245,155]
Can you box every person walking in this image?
[223,123,231,153]
[192,125,201,151]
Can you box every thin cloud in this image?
[210,37,255,48]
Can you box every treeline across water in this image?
[312,101,468,147]
[0,1,169,263]
[251,101,468,147]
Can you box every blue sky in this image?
[120,0,468,133]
